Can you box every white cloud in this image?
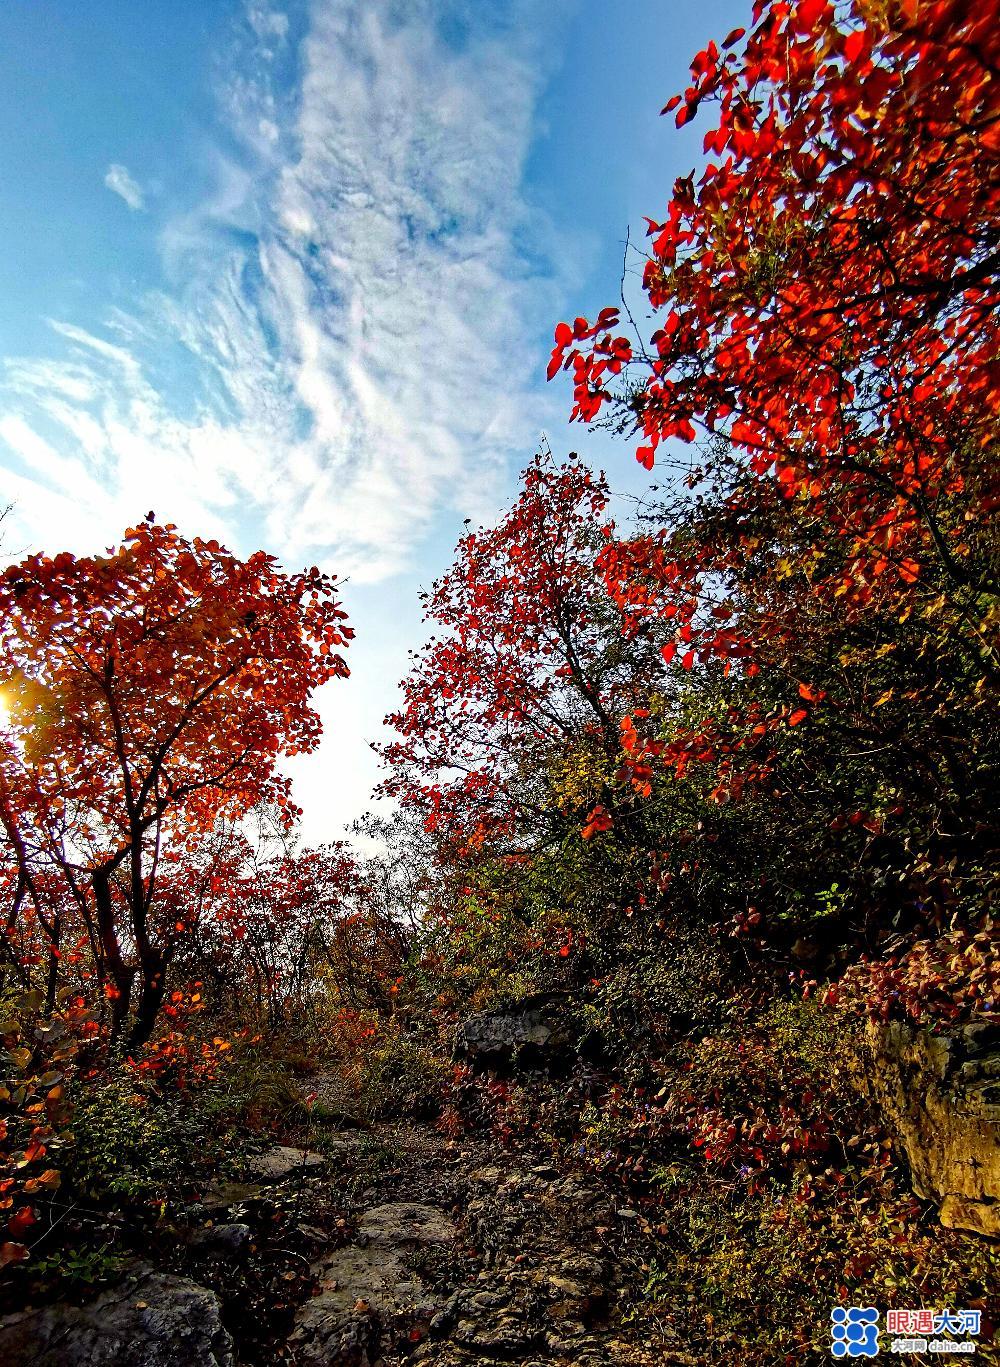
[3,0,566,590]
[103,163,145,211]
[247,4,289,43]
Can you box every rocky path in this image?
[0,1119,695,1366]
[291,1122,699,1367]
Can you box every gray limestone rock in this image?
[0,1267,234,1367]
[243,1144,326,1182]
[288,1202,457,1366]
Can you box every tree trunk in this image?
[92,866,136,1045]
[126,947,169,1053]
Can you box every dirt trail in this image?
[277,1118,694,1366]
[0,1116,696,1366]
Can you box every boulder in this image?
[199,1177,265,1211]
[453,994,587,1071]
[868,1018,1000,1237]
[189,1222,253,1258]
[243,1144,326,1182]
[200,1145,325,1212]
[0,1267,234,1366]
[288,1201,457,1365]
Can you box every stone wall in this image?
[866,1019,1000,1238]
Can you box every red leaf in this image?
[842,30,866,63]
[795,0,826,32]
[581,804,613,840]
[798,682,826,702]
[7,1206,36,1239]
[898,558,920,584]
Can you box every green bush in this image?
[66,1071,209,1201]
[357,1033,451,1120]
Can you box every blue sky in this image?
[0,0,745,840]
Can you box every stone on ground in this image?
[0,1267,234,1367]
[288,1200,458,1366]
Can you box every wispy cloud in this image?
[103,163,145,211]
[3,0,566,583]
[247,2,290,45]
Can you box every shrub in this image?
[66,1069,212,1202]
[203,1040,306,1133]
[356,1030,451,1121]
[0,989,97,1271]
[646,1181,1000,1364]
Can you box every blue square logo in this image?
[831,1307,879,1357]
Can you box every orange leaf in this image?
[0,1241,28,1268]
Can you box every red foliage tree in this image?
[0,520,351,1048]
[163,830,358,1028]
[377,451,664,851]
[552,0,997,630]
[547,0,999,843]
